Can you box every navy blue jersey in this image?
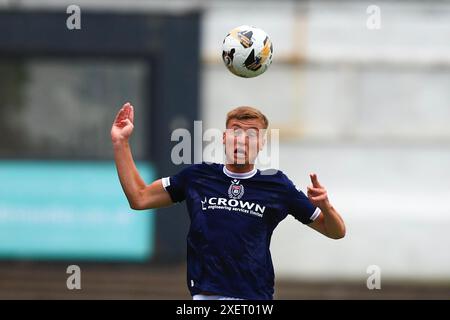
[162,162,320,300]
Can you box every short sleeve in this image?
[161,166,191,203]
[283,175,320,224]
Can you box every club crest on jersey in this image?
[228,179,244,199]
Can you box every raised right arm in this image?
[111,103,173,210]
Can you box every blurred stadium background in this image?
[0,0,449,299]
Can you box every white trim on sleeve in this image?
[161,177,171,190]
[310,207,321,222]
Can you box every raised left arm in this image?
[306,173,346,239]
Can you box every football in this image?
[222,25,273,78]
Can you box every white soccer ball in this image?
[222,25,273,78]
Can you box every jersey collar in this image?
[223,165,257,179]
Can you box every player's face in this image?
[223,118,266,166]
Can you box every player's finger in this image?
[307,186,324,195]
[114,103,129,123]
[124,103,132,118]
[310,173,323,188]
[114,111,125,125]
[119,118,133,129]
[122,118,133,126]
[129,104,134,123]
[310,194,327,202]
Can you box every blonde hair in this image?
[226,106,269,129]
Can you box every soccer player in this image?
[111,102,346,300]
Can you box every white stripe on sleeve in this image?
[310,207,321,221]
[161,177,171,190]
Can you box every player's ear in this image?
[259,130,267,151]
[259,139,265,151]
[223,130,226,145]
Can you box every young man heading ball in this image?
[111,103,346,300]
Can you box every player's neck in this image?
[225,163,255,174]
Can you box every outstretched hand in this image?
[111,102,134,143]
[307,173,330,210]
